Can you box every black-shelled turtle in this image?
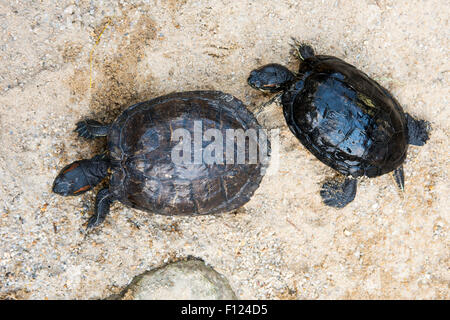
[248,43,429,208]
[53,91,269,227]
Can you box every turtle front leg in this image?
[253,92,283,118]
[320,176,357,208]
[405,113,430,146]
[290,38,315,60]
[75,119,110,139]
[87,187,115,229]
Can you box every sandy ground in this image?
[0,0,448,299]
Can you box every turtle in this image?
[247,42,430,208]
[52,91,270,228]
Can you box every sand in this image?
[0,0,448,299]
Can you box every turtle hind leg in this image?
[320,177,357,208]
[393,165,405,191]
[75,119,110,139]
[405,113,430,146]
[87,188,114,229]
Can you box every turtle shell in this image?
[107,91,269,216]
[282,55,408,178]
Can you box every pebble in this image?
[112,259,236,300]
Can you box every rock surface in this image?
[114,259,236,300]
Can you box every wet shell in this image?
[107,91,269,215]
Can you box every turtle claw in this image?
[290,37,303,59]
[75,120,109,139]
[290,37,302,47]
[75,120,96,139]
[86,214,102,229]
[289,38,315,60]
[86,213,108,229]
[86,188,113,229]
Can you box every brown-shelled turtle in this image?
[248,42,430,208]
[53,91,269,228]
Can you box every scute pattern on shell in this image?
[107,91,269,215]
[282,56,408,178]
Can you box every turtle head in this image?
[53,160,92,196]
[53,156,109,196]
[248,63,295,93]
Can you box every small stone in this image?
[64,5,75,15]
[112,259,236,300]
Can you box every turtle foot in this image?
[75,119,109,139]
[86,188,113,229]
[320,177,357,208]
[406,113,430,146]
[290,38,315,60]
